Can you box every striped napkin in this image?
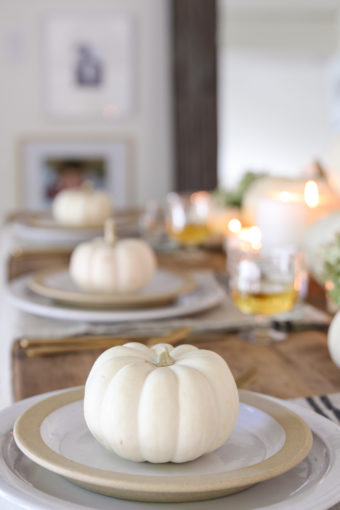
[290,392,340,510]
[290,392,340,426]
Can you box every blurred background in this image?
[1,0,340,221]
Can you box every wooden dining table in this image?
[10,248,340,402]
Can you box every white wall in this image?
[0,0,173,221]
[218,0,339,188]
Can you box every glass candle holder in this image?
[227,234,305,343]
[166,191,211,247]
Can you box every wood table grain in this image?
[9,248,340,401]
[12,328,340,401]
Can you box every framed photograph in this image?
[43,12,136,119]
[16,137,134,209]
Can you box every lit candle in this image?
[256,191,307,248]
[227,225,262,252]
[228,218,242,233]
[255,180,334,248]
[304,180,319,208]
[243,178,340,225]
[207,207,243,237]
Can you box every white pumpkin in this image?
[52,183,113,226]
[70,219,156,293]
[84,342,239,463]
[328,311,340,368]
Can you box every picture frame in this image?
[16,136,135,209]
[43,12,136,119]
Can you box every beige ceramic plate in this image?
[29,267,196,309]
[14,387,312,503]
[21,211,136,231]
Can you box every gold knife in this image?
[20,327,193,358]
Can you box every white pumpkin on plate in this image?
[70,219,157,293]
[84,342,239,463]
[52,182,113,226]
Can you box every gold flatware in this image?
[23,342,126,357]
[20,327,193,358]
[20,335,129,349]
[146,326,193,347]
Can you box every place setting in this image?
[3,182,340,510]
[10,183,140,246]
[1,347,340,510]
[6,219,225,323]
[3,185,340,509]
[3,6,340,508]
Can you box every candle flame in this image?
[325,280,335,291]
[190,191,210,218]
[228,218,242,233]
[279,191,292,202]
[239,226,262,250]
[304,180,319,208]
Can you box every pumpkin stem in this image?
[104,218,116,245]
[152,346,175,367]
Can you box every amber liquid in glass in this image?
[231,287,298,315]
[168,223,209,245]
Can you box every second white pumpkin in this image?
[70,228,156,293]
[53,184,113,226]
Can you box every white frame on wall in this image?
[16,136,134,209]
[43,11,136,119]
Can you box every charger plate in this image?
[13,388,312,503]
[2,390,340,510]
[7,272,224,322]
[29,268,196,309]
[12,211,139,246]
[17,211,136,231]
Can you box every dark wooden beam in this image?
[172,0,217,192]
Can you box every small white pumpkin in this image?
[52,182,113,226]
[328,311,340,368]
[84,342,239,463]
[70,219,156,293]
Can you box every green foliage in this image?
[322,234,340,305]
[214,171,267,208]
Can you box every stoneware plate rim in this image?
[19,211,135,231]
[13,387,312,503]
[29,267,196,308]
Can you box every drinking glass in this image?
[227,244,303,343]
[139,199,170,250]
[166,191,211,247]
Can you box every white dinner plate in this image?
[0,388,340,510]
[6,272,225,322]
[13,388,312,503]
[12,212,139,246]
[29,268,196,309]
